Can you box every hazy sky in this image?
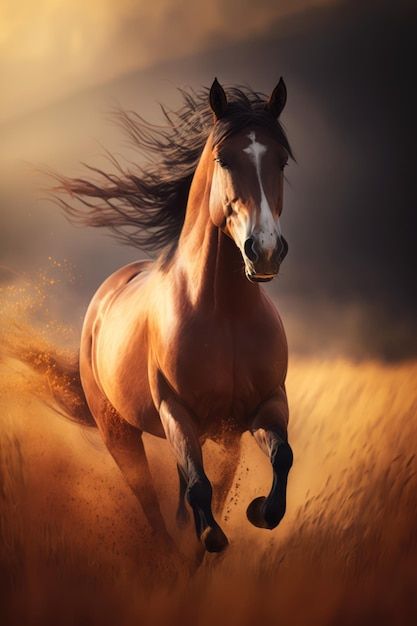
[0,0,334,123]
[1,0,416,361]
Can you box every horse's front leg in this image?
[247,389,293,530]
[159,395,229,553]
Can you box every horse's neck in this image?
[175,136,260,312]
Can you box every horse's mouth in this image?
[246,272,276,283]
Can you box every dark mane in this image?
[52,85,292,256]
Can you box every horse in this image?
[56,78,294,554]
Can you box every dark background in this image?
[1,0,416,360]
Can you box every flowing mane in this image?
[53,85,292,256]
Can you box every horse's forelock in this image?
[212,102,293,158]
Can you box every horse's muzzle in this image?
[244,235,288,282]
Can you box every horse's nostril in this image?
[279,237,289,262]
[271,237,288,266]
[244,237,258,262]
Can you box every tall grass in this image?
[1,352,416,626]
[1,272,416,625]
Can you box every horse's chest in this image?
[160,313,287,425]
[163,318,233,397]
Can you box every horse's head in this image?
[208,78,291,283]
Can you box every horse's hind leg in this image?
[97,405,174,547]
[159,395,228,553]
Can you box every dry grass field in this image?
[1,276,416,626]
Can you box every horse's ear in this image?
[266,77,287,118]
[209,78,228,120]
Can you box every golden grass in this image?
[1,352,416,626]
[1,273,416,625]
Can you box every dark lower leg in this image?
[186,472,228,553]
[247,391,293,530]
[159,397,228,552]
[247,429,293,529]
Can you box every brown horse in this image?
[57,78,294,553]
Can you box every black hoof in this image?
[201,525,229,553]
[246,496,286,530]
[246,496,270,528]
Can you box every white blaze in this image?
[243,131,281,253]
